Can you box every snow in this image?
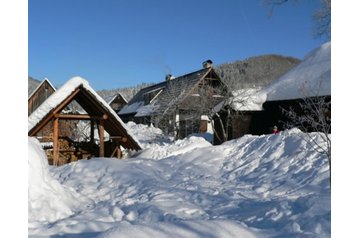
[118,101,144,115]
[28,137,88,224]
[134,104,159,117]
[28,76,142,148]
[230,88,266,111]
[28,123,330,237]
[264,41,331,101]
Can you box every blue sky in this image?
[29,0,327,90]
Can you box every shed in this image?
[28,77,141,166]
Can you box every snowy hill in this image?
[28,123,330,238]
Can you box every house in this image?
[105,93,128,113]
[260,41,331,132]
[212,88,266,144]
[28,78,56,115]
[28,76,141,166]
[119,61,227,139]
[213,41,331,144]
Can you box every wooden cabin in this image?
[28,77,141,166]
[213,41,331,144]
[105,93,128,113]
[119,61,227,139]
[28,78,56,115]
[212,88,265,144]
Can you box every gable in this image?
[28,79,56,115]
[28,77,141,151]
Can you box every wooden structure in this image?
[105,93,128,113]
[213,42,331,144]
[28,78,56,115]
[28,77,141,166]
[119,62,227,139]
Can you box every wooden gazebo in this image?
[28,77,141,166]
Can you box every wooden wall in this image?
[28,81,55,115]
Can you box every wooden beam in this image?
[99,119,104,157]
[53,113,108,120]
[110,146,119,158]
[110,136,128,142]
[53,118,59,166]
[53,87,81,114]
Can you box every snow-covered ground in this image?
[28,122,330,238]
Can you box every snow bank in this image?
[28,137,87,224]
[96,219,266,238]
[28,125,330,237]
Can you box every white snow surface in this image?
[28,76,142,148]
[118,101,144,115]
[230,88,266,111]
[28,137,88,224]
[28,123,330,238]
[263,41,331,101]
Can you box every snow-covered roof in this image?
[105,93,128,105]
[119,67,224,118]
[229,88,266,111]
[135,104,160,117]
[263,41,331,101]
[28,76,142,150]
[28,78,56,100]
[213,88,266,113]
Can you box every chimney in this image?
[202,59,213,69]
[165,74,175,81]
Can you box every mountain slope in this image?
[215,54,301,90]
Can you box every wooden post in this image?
[99,119,104,157]
[90,119,94,143]
[53,118,59,166]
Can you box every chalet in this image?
[119,61,227,139]
[105,93,128,113]
[213,41,331,144]
[28,77,141,166]
[28,78,56,115]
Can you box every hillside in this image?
[96,82,154,102]
[29,122,330,237]
[28,54,300,101]
[96,54,300,100]
[215,54,300,90]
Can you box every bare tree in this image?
[280,80,331,180]
[313,0,331,38]
[262,0,331,39]
[151,74,231,141]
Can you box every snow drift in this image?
[28,123,330,237]
[28,137,88,224]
